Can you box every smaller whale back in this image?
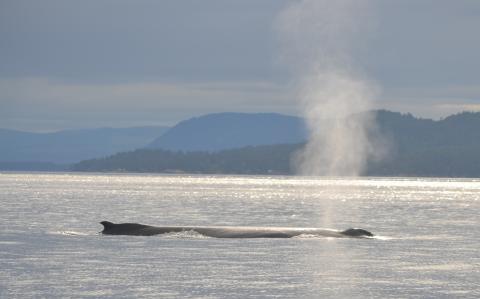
[341,228,373,237]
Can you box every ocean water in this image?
[0,172,479,298]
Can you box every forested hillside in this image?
[73,110,480,177]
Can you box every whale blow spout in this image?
[100,221,374,239]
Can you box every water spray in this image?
[276,0,383,176]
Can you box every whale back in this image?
[100,221,374,238]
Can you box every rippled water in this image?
[1,172,479,298]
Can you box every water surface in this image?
[1,173,479,298]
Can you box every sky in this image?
[1,0,480,132]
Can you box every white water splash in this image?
[55,231,90,236]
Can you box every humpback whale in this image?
[100,221,373,238]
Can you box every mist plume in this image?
[276,0,383,176]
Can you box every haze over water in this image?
[1,173,479,298]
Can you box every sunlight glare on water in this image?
[0,172,479,298]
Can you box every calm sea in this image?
[0,172,479,298]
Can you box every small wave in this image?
[159,230,211,239]
[292,234,324,239]
[401,235,457,241]
[0,241,24,245]
[53,231,91,236]
[401,263,475,271]
[371,235,393,240]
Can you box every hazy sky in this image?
[1,0,479,131]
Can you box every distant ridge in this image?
[0,126,168,166]
[5,110,480,177]
[147,112,308,152]
[375,110,480,149]
[74,110,480,177]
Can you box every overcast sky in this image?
[1,0,480,131]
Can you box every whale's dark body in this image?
[100,221,373,238]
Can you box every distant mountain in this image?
[376,110,480,149]
[74,110,480,177]
[147,112,308,151]
[0,126,168,166]
[369,110,480,177]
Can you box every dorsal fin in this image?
[100,221,115,230]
